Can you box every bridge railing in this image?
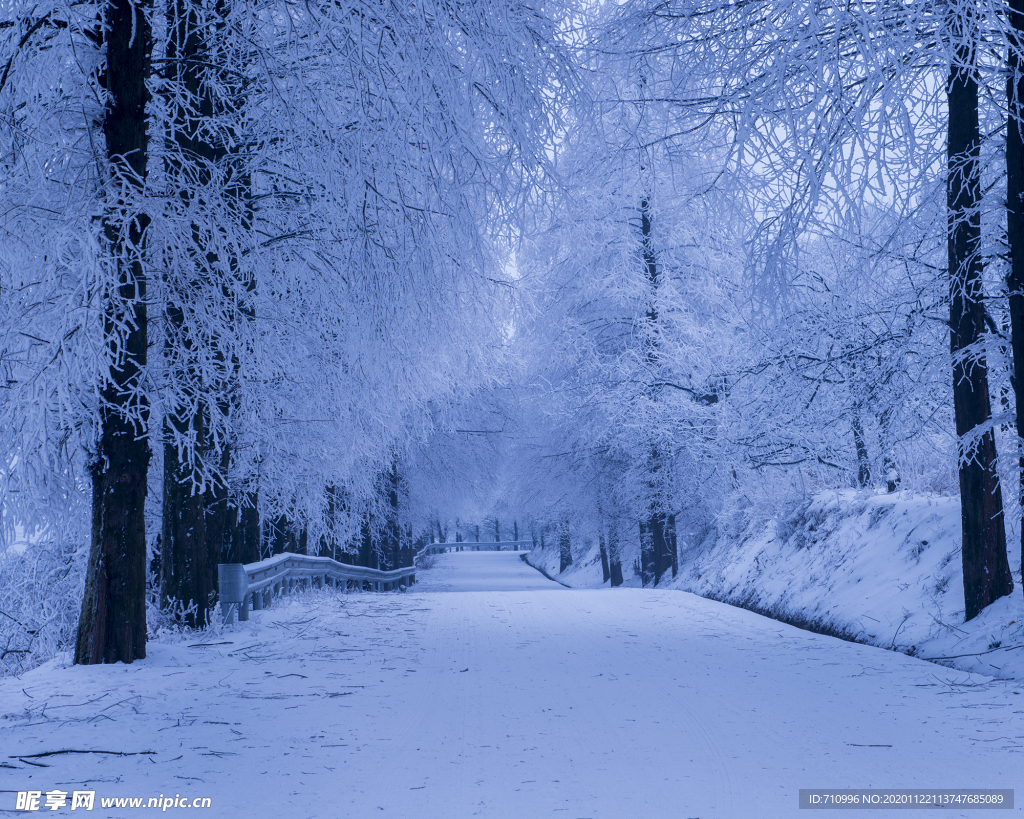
[417,540,533,557]
[218,554,416,625]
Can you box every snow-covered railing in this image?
[218,554,416,624]
[417,540,532,556]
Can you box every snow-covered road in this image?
[2,552,1021,818]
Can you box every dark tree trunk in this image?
[639,519,655,587]
[161,449,208,628]
[494,519,500,542]
[1006,0,1024,611]
[384,463,401,569]
[513,521,519,541]
[668,513,678,578]
[851,408,871,489]
[160,0,220,627]
[599,528,610,583]
[269,515,297,555]
[608,522,623,588]
[230,498,260,565]
[75,0,153,665]
[639,194,672,588]
[360,516,377,569]
[558,518,572,573]
[162,0,251,614]
[321,485,339,560]
[639,512,674,586]
[204,450,232,589]
[948,16,1014,621]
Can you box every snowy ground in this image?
[2,551,1022,818]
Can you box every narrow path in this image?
[1,552,1021,818]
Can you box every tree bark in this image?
[639,195,672,587]
[558,518,573,573]
[608,521,623,587]
[1006,0,1024,611]
[851,408,871,488]
[668,512,678,578]
[384,463,401,569]
[160,0,221,627]
[75,0,153,665]
[230,499,260,565]
[161,443,208,628]
[948,13,1013,621]
[599,528,610,583]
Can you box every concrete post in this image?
[218,564,248,625]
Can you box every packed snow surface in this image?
[2,551,1022,818]
[414,549,558,592]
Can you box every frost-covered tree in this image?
[2,0,572,664]
[515,31,744,586]
[587,0,1015,616]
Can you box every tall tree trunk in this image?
[598,527,610,584]
[851,407,871,489]
[360,516,377,568]
[208,0,253,592]
[608,520,624,588]
[230,499,260,565]
[558,517,573,573]
[639,194,671,587]
[948,13,1013,621]
[160,0,220,627]
[638,520,652,586]
[161,440,207,627]
[384,463,401,569]
[668,512,678,578]
[75,0,153,665]
[269,515,296,555]
[1006,0,1024,611]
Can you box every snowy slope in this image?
[1,552,1021,818]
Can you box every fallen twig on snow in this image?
[922,645,1024,661]
[11,749,156,759]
